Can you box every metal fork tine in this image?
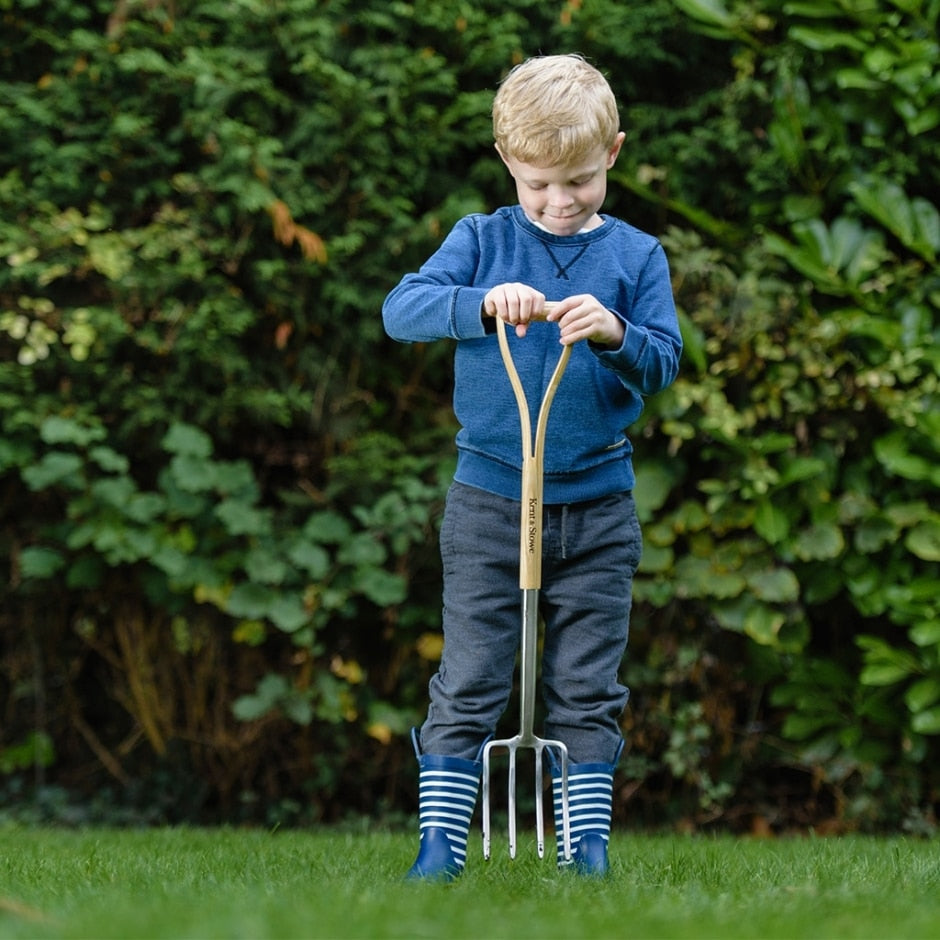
[556,742,572,862]
[534,745,544,858]
[507,745,517,859]
[482,743,493,860]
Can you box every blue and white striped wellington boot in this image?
[550,742,623,876]
[406,730,482,882]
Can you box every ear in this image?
[606,132,626,169]
[495,142,512,169]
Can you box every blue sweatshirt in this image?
[382,205,682,504]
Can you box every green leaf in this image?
[713,592,794,647]
[287,540,330,579]
[212,460,258,499]
[860,662,913,687]
[357,569,406,606]
[125,492,166,524]
[367,699,413,737]
[231,694,268,722]
[789,25,867,54]
[874,430,940,484]
[232,620,267,647]
[771,217,887,291]
[910,620,940,647]
[162,422,213,458]
[754,499,791,543]
[215,499,271,536]
[151,545,190,579]
[830,218,886,283]
[884,579,936,619]
[88,445,130,474]
[777,456,828,487]
[672,0,735,30]
[781,712,836,742]
[742,602,786,646]
[303,511,352,544]
[232,674,289,722]
[675,556,746,599]
[849,177,939,263]
[282,694,314,726]
[853,516,899,553]
[337,533,386,567]
[19,546,65,579]
[677,308,706,375]
[22,452,84,490]
[88,231,133,280]
[885,501,932,528]
[169,453,217,492]
[792,523,844,561]
[226,582,276,619]
[244,547,289,585]
[91,476,137,507]
[39,416,106,447]
[748,567,800,603]
[267,595,310,633]
[905,519,940,561]
[633,460,678,523]
[911,706,940,735]
[905,677,940,714]
[638,543,674,574]
[672,500,710,533]
[857,635,921,686]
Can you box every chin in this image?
[542,217,582,235]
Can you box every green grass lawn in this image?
[1,826,938,939]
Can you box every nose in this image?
[546,185,575,208]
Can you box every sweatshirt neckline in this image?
[511,204,612,243]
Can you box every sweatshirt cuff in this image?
[452,287,490,339]
[591,311,636,366]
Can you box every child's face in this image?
[498,134,624,237]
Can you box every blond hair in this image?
[492,54,620,166]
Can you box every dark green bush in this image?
[1,0,937,829]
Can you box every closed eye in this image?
[526,178,590,191]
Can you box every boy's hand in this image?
[546,294,625,348]
[483,283,546,338]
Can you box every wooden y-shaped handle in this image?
[495,308,571,590]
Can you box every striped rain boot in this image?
[550,742,623,876]
[406,730,482,882]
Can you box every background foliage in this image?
[1,0,937,832]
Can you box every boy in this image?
[382,54,682,879]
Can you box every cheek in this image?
[519,187,544,206]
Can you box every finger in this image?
[518,297,538,323]
[515,301,540,327]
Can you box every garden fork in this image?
[482,305,572,863]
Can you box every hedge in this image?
[1,0,937,830]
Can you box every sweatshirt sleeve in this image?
[382,217,491,343]
[593,240,682,396]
